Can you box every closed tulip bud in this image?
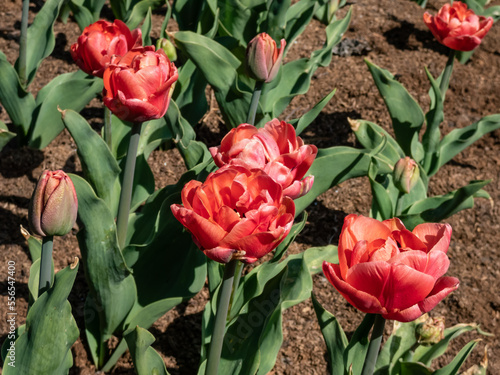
[416,315,445,345]
[29,170,78,237]
[156,38,177,62]
[246,33,286,83]
[393,157,419,194]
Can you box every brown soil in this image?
[1,0,500,374]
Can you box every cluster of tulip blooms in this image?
[19,1,495,374]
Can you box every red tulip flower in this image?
[246,33,286,83]
[323,215,459,322]
[29,170,78,237]
[171,165,295,264]
[70,20,142,78]
[423,2,493,52]
[210,119,317,199]
[103,46,178,123]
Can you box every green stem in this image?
[246,81,263,125]
[38,236,54,297]
[104,106,112,150]
[227,261,243,317]
[116,122,142,250]
[101,338,128,372]
[19,0,29,88]
[361,314,386,375]
[439,50,456,101]
[206,259,238,375]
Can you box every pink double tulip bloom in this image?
[103,46,178,123]
[246,33,286,83]
[323,215,459,322]
[70,20,142,78]
[29,170,78,237]
[171,165,295,264]
[423,1,493,52]
[210,119,317,199]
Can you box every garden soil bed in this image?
[1,0,500,373]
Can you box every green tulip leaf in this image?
[0,51,36,139]
[285,0,324,47]
[125,326,170,375]
[437,114,500,172]
[0,120,16,151]
[2,260,79,375]
[365,60,425,159]
[422,67,444,176]
[344,314,376,374]
[140,7,153,46]
[67,0,95,31]
[62,109,121,215]
[399,362,433,375]
[28,71,103,149]
[352,120,405,165]
[294,146,393,214]
[261,8,352,120]
[413,323,491,366]
[375,320,419,375]
[400,180,491,230]
[272,212,308,262]
[123,0,164,29]
[70,174,137,365]
[433,340,478,375]
[172,0,217,35]
[291,89,336,136]
[15,0,66,86]
[172,59,208,127]
[311,293,348,375]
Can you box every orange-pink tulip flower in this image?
[29,170,78,237]
[323,214,459,322]
[423,2,493,52]
[70,20,142,78]
[171,165,295,264]
[210,119,317,199]
[103,46,178,123]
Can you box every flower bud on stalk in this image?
[29,170,78,237]
[156,38,177,62]
[393,157,419,194]
[246,33,286,83]
[415,314,445,345]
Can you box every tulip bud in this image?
[415,314,445,345]
[393,157,419,194]
[246,33,286,83]
[156,38,177,62]
[29,170,78,237]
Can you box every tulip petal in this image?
[323,261,385,314]
[412,223,452,253]
[203,246,237,264]
[418,276,459,313]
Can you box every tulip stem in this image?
[395,191,405,217]
[104,106,112,150]
[228,261,243,316]
[246,81,263,125]
[38,236,54,297]
[439,50,456,100]
[116,122,142,250]
[361,314,386,375]
[206,259,238,375]
[19,0,29,88]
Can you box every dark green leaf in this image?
[62,109,121,215]
[291,89,336,136]
[0,51,36,138]
[125,326,170,375]
[433,340,478,375]
[311,293,348,375]
[140,7,153,46]
[365,60,425,159]
[3,260,79,375]
[0,120,16,151]
[28,71,103,149]
[437,115,500,171]
[344,314,376,374]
